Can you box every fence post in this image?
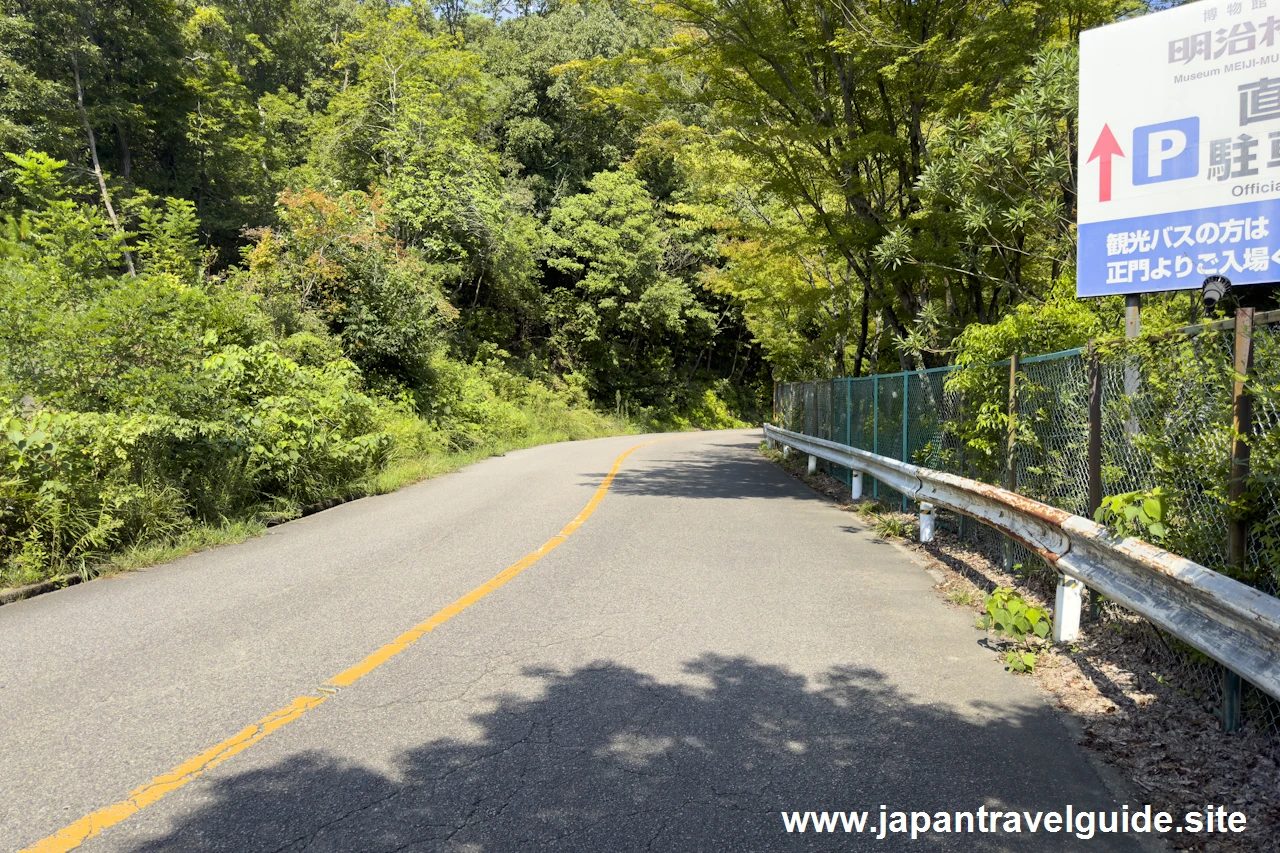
[1004,353,1020,572]
[957,393,969,540]
[1228,307,1255,571]
[1124,294,1141,435]
[1087,342,1104,621]
[1221,307,1255,733]
[1087,344,1103,517]
[872,374,879,501]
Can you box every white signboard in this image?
[1079,0,1280,296]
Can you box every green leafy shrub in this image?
[3,411,188,583]
[1094,486,1170,541]
[0,343,391,585]
[663,388,751,430]
[195,343,390,503]
[981,586,1051,673]
[941,289,1110,483]
[236,188,457,397]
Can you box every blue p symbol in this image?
[1133,118,1199,184]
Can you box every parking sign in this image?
[1078,0,1280,296]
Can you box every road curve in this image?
[1,429,1144,851]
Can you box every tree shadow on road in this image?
[585,436,823,502]
[120,655,1140,852]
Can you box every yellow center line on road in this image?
[23,436,672,853]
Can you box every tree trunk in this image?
[114,123,131,180]
[852,279,871,378]
[258,102,271,189]
[72,51,134,276]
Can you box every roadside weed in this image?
[981,586,1051,674]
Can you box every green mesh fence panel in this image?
[849,378,875,492]
[1250,323,1280,600]
[819,380,834,442]
[802,383,817,437]
[874,375,903,507]
[1017,352,1091,516]
[832,379,850,485]
[849,378,875,451]
[904,370,959,468]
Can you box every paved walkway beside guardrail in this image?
[764,423,1280,710]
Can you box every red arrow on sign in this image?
[1088,124,1125,203]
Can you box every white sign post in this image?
[1079,0,1280,297]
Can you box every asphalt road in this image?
[1,429,1150,852]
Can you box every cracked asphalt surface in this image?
[2,429,1148,851]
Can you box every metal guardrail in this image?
[763,423,1280,704]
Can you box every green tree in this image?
[181,5,272,246]
[237,187,457,398]
[629,0,1135,376]
[0,151,262,414]
[545,168,712,401]
[0,9,57,159]
[7,0,189,202]
[478,0,674,211]
[875,48,1082,339]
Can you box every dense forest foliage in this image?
[1,0,1183,584]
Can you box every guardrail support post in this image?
[808,454,817,475]
[1053,575,1083,642]
[1221,670,1242,734]
[850,471,863,500]
[919,502,934,543]
[782,445,790,458]
[1003,353,1020,572]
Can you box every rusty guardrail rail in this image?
[763,423,1280,704]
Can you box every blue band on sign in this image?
[1077,198,1280,297]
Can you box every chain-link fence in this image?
[774,313,1280,737]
